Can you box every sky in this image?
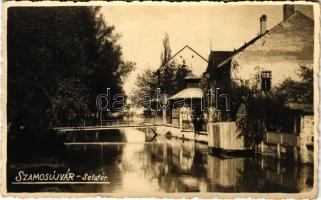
[101,4,313,95]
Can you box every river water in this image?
[8,128,314,193]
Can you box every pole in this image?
[100,111,102,127]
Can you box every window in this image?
[261,71,272,92]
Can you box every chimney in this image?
[260,15,267,35]
[283,4,294,20]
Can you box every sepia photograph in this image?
[2,1,319,198]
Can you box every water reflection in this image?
[9,128,314,193]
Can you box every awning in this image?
[169,88,203,100]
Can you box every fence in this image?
[54,118,135,128]
[208,122,245,150]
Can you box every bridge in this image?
[54,120,162,133]
[54,124,162,132]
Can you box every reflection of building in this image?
[257,157,314,192]
[138,138,208,192]
[206,155,314,192]
[207,155,244,190]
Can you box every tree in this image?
[233,81,267,150]
[275,65,313,104]
[234,65,313,150]
[157,33,193,96]
[133,33,192,107]
[160,33,172,66]
[157,32,175,96]
[50,79,90,127]
[132,68,158,107]
[175,64,192,92]
[7,7,134,160]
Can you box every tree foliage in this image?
[236,92,291,149]
[133,33,192,106]
[7,7,134,160]
[50,79,90,126]
[234,65,313,149]
[274,65,313,104]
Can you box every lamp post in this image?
[126,97,132,124]
[100,110,102,127]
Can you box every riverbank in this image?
[6,128,315,193]
[144,123,208,143]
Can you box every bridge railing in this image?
[54,118,142,129]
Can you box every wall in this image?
[208,122,245,150]
[173,46,208,77]
[298,114,314,163]
[260,132,299,160]
[230,12,313,87]
[259,114,314,164]
[156,125,208,143]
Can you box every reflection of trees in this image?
[65,129,127,143]
[66,143,124,193]
[235,157,314,192]
[190,147,207,177]
[234,157,265,192]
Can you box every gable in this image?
[231,11,314,85]
[170,46,208,77]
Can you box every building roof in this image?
[169,87,203,100]
[205,51,233,74]
[163,45,208,65]
[209,51,234,67]
[217,11,313,68]
[217,34,266,68]
[161,45,209,78]
[161,45,208,70]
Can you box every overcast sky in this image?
[101,4,313,95]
